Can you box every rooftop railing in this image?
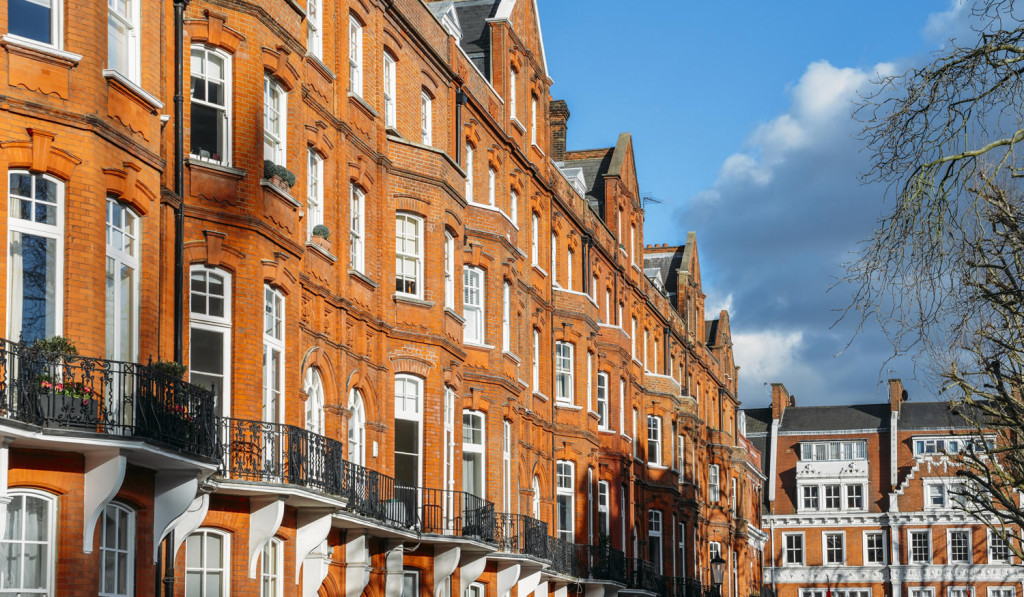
[0,338,218,459]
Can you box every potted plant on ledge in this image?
[311,224,331,251]
[27,336,101,429]
[263,160,296,193]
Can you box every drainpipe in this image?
[173,0,189,366]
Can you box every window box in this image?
[188,158,244,206]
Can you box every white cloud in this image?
[923,0,969,42]
[706,292,734,317]
[733,330,804,385]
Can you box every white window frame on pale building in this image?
[823,531,845,566]
[863,530,886,565]
[908,529,931,564]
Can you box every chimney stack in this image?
[771,383,792,420]
[549,99,570,162]
[889,379,906,412]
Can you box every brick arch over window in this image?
[344,364,380,424]
[0,128,81,182]
[305,122,333,158]
[103,162,156,215]
[262,45,299,91]
[262,258,297,295]
[184,230,244,272]
[389,355,432,379]
[185,10,245,54]
[301,346,338,407]
[444,210,463,239]
[348,155,375,191]
[394,195,429,219]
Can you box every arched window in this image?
[185,528,230,596]
[189,266,231,415]
[100,502,135,597]
[8,171,64,343]
[106,198,140,364]
[0,490,57,594]
[304,368,325,436]
[348,388,365,466]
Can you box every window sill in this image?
[502,351,521,364]
[511,117,524,133]
[598,428,616,435]
[532,264,548,278]
[533,391,549,403]
[385,126,401,138]
[305,52,335,80]
[348,92,379,118]
[349,269,378,289]
[188,157,243,177]
[468,201,517,228]
[443,307,466,323]
[465,341,495,350]
[621,433,632,442]
[305,241,337,262]
[555,403,582,411]
[393,294,433,308]
[531,143,545,156]
[103,69,163,109]
[632,263,642,273]
[648,463,668,470]
[260,179,301,207]
[587,409,599,419]
[1,34,82,64]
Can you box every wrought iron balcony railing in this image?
[666,577,711,597]
[216,417,497,541]
[493,513,549,559]
[0,338,218,459]
[627,558,664,594]
[578,544,627,584]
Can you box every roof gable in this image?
[502,0,548,77]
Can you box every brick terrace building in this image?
[0,0,765,595]
[744,381,1024,597]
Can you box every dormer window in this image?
[800,440,867,461]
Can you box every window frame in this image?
[823,531,845,566]
[262,285,285,425]
[462,410,486,499]
[348,388,366,466]
[185,528,231,597]
[306,0,322,58]
[988,528,1012,564]
[596,372,610,430]
[99,502,136,597]
[708,464,720,502]
[188,266,231,416]
[863,530,886,565]
[647,415,662,466]
[463,266,485,345]
[421,90,433,145]
[782,532,804,566]
[349,185,365,273]
[105,198,140,364]
[383,51,397,129]
[107,0,140,82]
[395,213,424,299]
[8,0,64,49]
[502,420,512,510]
[189,45,232,165]
[597,480,609,537]
[263,75,287,166]
[349,15,363,96]
[307,150,324,240]
[444,231,455,309]
[1,490,57,595]
[260,537,284,597]
[556,460,574,542]
[908,529,932,564]
[394,374,423,490]
[649,509,663,574]
[304,368,326,436]
[7,171,65,344]
[501,281,511,352]
[947,528,971,564]
[554,341,574,404]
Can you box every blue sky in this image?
[539,1,972,408]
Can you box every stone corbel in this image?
[433,546,460,596]
[171,494,211,557]
[152,472,199,562]
[495,561,521,597]
[553,583,569,597]
[383,541,405,597]
[458,551,487,590]
[344,532,371,597]
[248,496,286,578]
[516,568,541,597]
[83,450,127,552]
[295,509,334,584]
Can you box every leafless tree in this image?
[850,0,1024,555]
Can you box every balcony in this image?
[216,417,496,542]
[0,338,218,459]
[493,513,549,560]
[666,577,712,597]
[578,544,627,584]
[628,558,664,594]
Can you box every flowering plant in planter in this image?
[39,375,97,406]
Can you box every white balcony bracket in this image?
[344,531,371,597]
[248,496,286,579]
[534,580,549,597]
[83,450,126,553]
[383,541,405,597]
[153,471,198,562]
[295,509,333,584]
[171,494,211,557]
[587,584,618,597]
[517,568,542,597]
[554,584,569,597]
[495,561,521,597]
[0,437,15,541]
[459,551,487,589]
[433,546,461,596]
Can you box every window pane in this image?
[9,0,53,45]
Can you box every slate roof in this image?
[561,150,613,216]
[643,249,685,296]
[901,401,977,430]
[452,0,499,80]
[743,408,771,435]
[780,403,890,432]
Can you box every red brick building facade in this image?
[746,381,1023,597]
[0,0,764,595]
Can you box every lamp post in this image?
[710,554,727,597]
